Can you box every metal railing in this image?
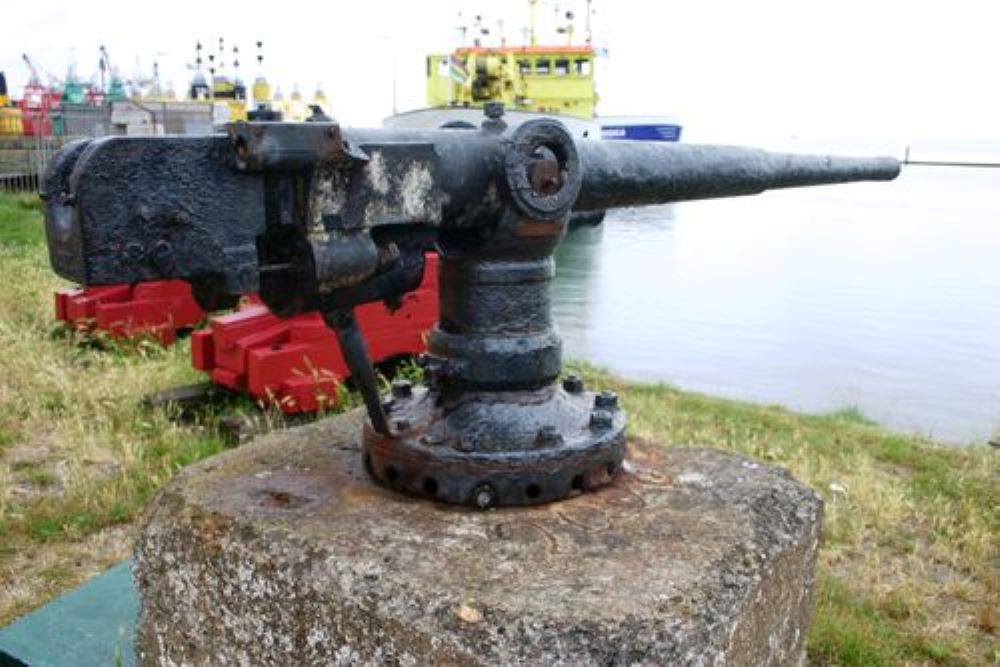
[0,134,63,194]
[1,101,219,195]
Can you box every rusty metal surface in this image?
[364,383,626,507]
[193,409,687,529]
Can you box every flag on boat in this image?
[449,55,468,83]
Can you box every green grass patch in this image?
[825,405,880,427]
[810,576,967,666]
[0,194,45,247]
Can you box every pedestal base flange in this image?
[364,386,627,507]
[134,409,824,666]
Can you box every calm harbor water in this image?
[553,144,1000,443]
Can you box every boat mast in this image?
[528,0,538,46]
[585,0,593,44]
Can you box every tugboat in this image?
[385,0,682,143]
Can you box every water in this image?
[553,148,1000,444]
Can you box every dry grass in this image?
[0,195,996,665]
[0,196,231,621]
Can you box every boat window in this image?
[438,57,450,77]
[536,59,550,75]
[575,59,591,75]
[518,60,531,75]
[555,59,570,75]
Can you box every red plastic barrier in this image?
[191,254,439,413]
[54,280,205,345]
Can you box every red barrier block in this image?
[192,254,439,413]
[54,280,205,345]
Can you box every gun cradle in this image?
[43,113,899,507]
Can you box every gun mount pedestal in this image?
[135,409,823,665]
[365,223,625,508]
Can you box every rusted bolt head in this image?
[472,483,498,509]
[535,425,563,447]
[152,240,172,257]
[124,242,144,261]
[589,409,614,430]
[391,379,413,399]
[151,240,175,271]
[562,374,584,394]
[595,390,619,411]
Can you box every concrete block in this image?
[135,410,822,665]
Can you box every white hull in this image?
[385,108,682,142]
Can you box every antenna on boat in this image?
[528,0,538,46]
[585,0,594,44]
[456,11,468,47]
[472,15,490,48]
[556,9,575,45]
[207,50,215,100]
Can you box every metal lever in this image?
[325,309,389,435]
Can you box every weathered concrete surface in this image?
[134,409,823,666]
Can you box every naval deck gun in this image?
[41,108,899,508]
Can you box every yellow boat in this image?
[388,2,681,142]
[426,44,598,120]
[0,71,24,136]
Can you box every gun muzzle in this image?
[574,142,901,211]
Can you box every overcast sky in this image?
[4,0,998,142]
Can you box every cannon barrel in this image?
[41,123,902,293]
[575,142,901,211]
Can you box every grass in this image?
[0,194,996,664]
[0,194,45,246]
[566,367,997,665]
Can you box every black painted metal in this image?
[326,309,389,435]
[574,142,900,211]
[41,111,901,507]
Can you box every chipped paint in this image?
[311,164,349,231]
[365,151,391,195]
[400,161,435,220]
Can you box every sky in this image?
[4,0,999,142]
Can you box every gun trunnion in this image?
[42,113,899,508]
